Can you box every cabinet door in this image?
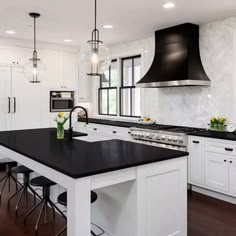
[78,64,91,102]
[11,67,42,130]
[229,159,236,195]
[63,53,77,89]
[47,51,64,89]
[188,137,204,185]
[205,152,229,192]
[0,46,15,65]
[0,66,11,131]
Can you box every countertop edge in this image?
[0,141,188,179]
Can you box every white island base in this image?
[0,145,187,236]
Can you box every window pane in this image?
[100,90,108,114]
[101,71,109,88]
[132,88,141,117]
[109,89,117,115]
[110,61,118,87]
[121,88,131,116]
[134,57,141,84]
[122,59,133,86]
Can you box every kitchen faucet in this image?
[68,106,88,140]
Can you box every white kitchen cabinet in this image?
[11,67,42,130]
[188,137,204,185]
[47,51,64,89]
[47,51,77,90]
[0,66,11,131]
[0,66,43,131]
[63,53,77,89]
[205,152,229,192]
[78,64,91,102]
[0,46,16,65]
[0,45,44,66]
[229,159,236,195]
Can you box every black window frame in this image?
[120,55,141,118]
[98,59,118,116]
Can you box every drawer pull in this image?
[230,161,233,164]
[112,131,117,134]
[225,148,233,152]
[224,160,227,162]
[93,128,97,131]
[192,140,200,144]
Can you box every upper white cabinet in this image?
[63,53,77,89]
[78,64,91,102]
[47,51,77,90]
[0,45,44,66]
[188,137,204,185]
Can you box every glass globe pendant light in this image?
[23,13,46,83]
[79,0,111,76]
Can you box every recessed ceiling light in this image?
[163,2,175,8]
[6,30,16,35]
[103,25,113,29]
[64,39,72,43]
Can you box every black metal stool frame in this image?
[24,185,67,236]
[0,163,20,200]
[8,171,42,216]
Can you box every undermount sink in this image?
[74,134,112,142]
[64,130,88,138]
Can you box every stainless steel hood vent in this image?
[136,23,211,88]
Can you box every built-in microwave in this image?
[50,91,75,112]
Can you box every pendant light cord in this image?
[34,16,36,52]
[94,0,97,30]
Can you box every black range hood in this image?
[136,23,211,88]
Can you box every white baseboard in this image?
[189,184,236,204]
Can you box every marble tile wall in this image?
[109,17,236,128]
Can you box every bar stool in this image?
[24,176,66,236]
[56,191,104,236]
[0,159,19,200]
[8,165,42,216]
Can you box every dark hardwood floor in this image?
[1,169,236,236]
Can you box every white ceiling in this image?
[0,0,236,46]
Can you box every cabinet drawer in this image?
[205,141,236,156]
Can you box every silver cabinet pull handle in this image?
[8,97,10,113]
[13,97,16,113]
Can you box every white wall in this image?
[92,17,236,128]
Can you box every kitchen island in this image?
[0,128,188,236]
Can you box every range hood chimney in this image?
[136,23,210,88]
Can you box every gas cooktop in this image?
[135,124,206,133]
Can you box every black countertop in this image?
[188,130,236,141]
[0,128,188,179]
[78,117,142,128]
[78,117,178,130]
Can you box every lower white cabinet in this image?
[205,152,229,192]
[188,137,204,185]
[229,159,236,195]
[188,135,236,197]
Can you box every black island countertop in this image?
[188,130,236,141]
[0,128,188,179]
